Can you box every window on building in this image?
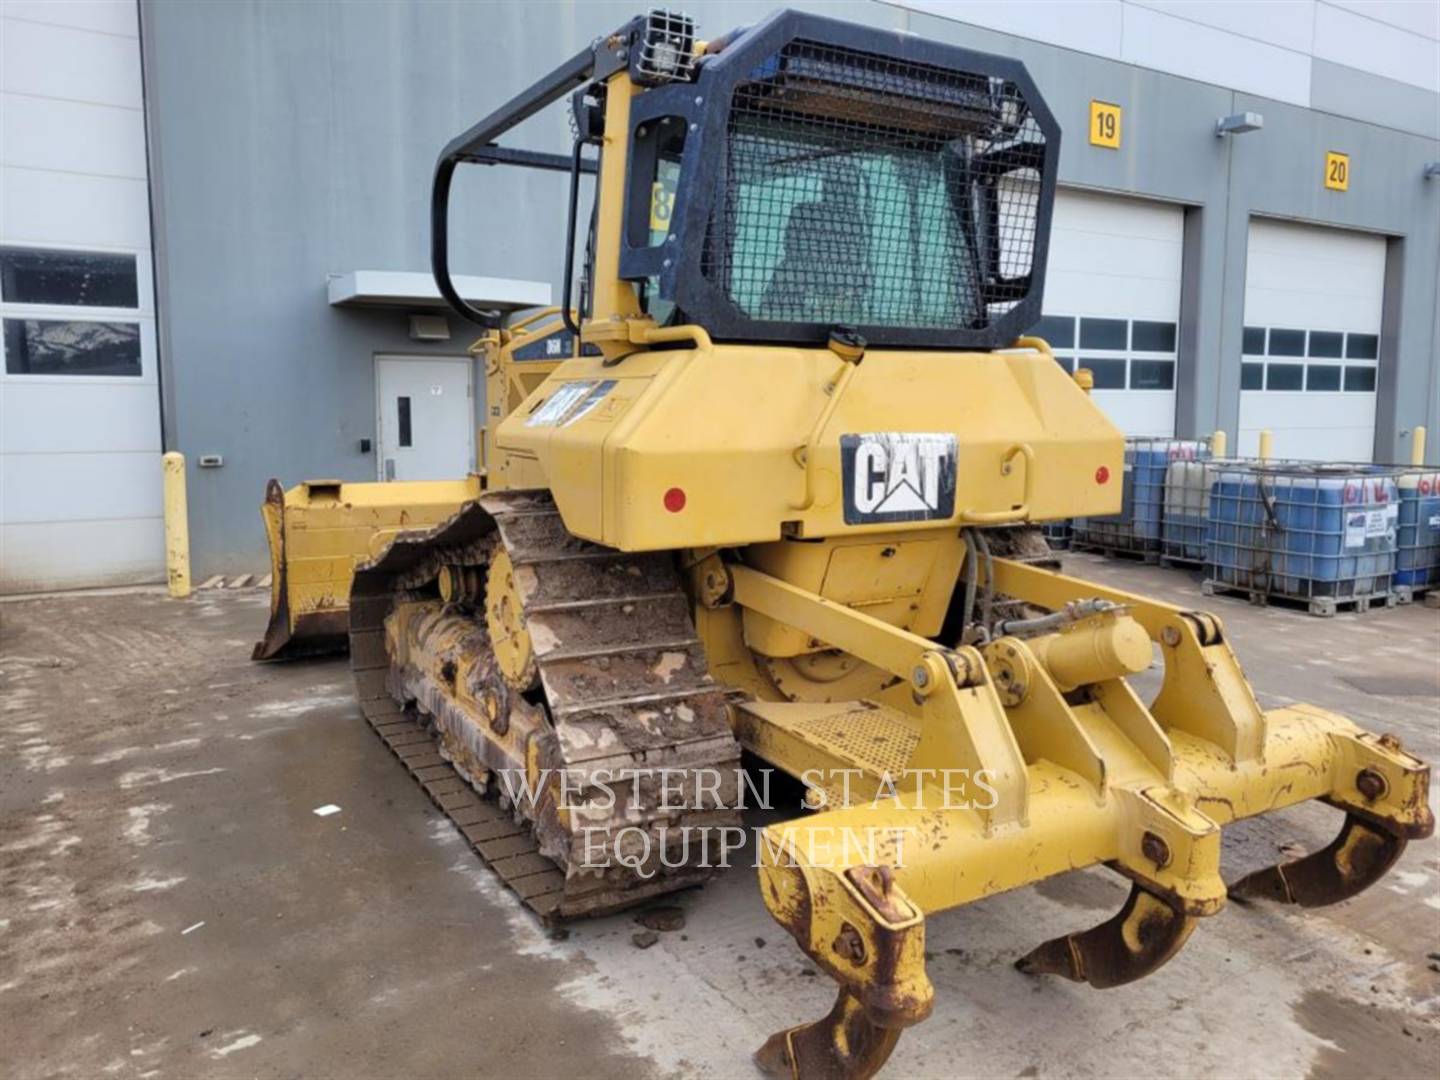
[1130,320,1176,352]
[1082,357,1126,389]
[1130,359,1174,389]
[1041,315,1177,392]
[1244,325,1381,394]
[3,318,141,377]
[1308,330,1343,358]
[1267,328,1305,357]
[1266,362,1304,391]
[0,247,139,309]
[1344,366,1377,392]
[1345,333,1378,360]
[1034,315,1075,349]
[1079,317,1127,350]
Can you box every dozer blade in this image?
[252,480,347,660]
[251,475,480,661]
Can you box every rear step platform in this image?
[734,699,920,807]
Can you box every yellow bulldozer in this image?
[256,10,1433,1077]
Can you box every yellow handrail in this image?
[962,442,1034,524]
[641,323,714,351]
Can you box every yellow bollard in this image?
[1411,426,1427,466]
[162,451,192,599]
[1210,430,1227,458]
[1258,429,1273,461]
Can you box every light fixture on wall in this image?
[1216,112,1264,137]
[409,314,451,341]
[1424,162,1440,180]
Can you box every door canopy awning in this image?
[327,270,550,313]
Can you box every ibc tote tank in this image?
[1395,468,1440,600]
[1162,458,1219,564]
[1075,437,1209,559]
[1205,463,1399,616]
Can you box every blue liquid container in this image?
[1041,520,1073,550]
[1206,463,1399,604]
[1396,469,1440,594]
[1162,459,1219,563]
[1076,438,1209,554]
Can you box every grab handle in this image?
[962,443,1034,524]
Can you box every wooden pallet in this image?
[1200,579,1396,618]
[1070,539,1161,565]
[1393,582,1436,605]
[1158,551,1206,570]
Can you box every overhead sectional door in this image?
[0,3,164,592]
[1239,219,1385,462]
[1034,189,1185,437]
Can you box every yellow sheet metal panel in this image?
[498,343,1122,551]
[741,530,964,657]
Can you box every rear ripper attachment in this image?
[348,490,743,918]
[735,554,1432,1079]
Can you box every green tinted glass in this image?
[719,115,981,329]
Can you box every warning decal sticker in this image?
[525,380,617,428]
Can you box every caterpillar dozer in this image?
[266,10,1433,1077]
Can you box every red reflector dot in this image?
[663,487,687,513]
[1095,466,1110,484]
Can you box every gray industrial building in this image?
[1,0,1436,587]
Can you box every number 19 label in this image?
[1090,100,1121,149]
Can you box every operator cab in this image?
[614,11,1060,348]
[433,9,1060,352]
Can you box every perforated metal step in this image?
[734,699,920,807]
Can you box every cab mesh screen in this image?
[700,38,1043,331]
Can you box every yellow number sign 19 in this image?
[1090,100,1121,149]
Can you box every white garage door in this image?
[1034,190,1184,437]
[0,2,164,593]
[1239,219,1384,462]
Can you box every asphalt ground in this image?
[1,553,1436,1079]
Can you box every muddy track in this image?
[348,490,741,921]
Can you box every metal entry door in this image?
[375,355,474,481]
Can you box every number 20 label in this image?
[1325,152,1350,192]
